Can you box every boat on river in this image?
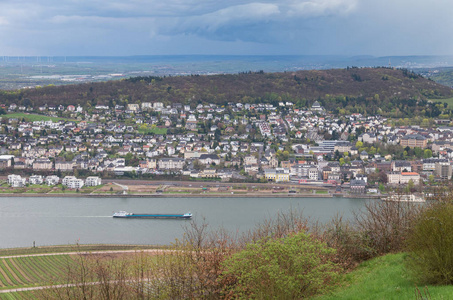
[382,194,425,203]
[113,211,192,219]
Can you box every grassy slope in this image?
[318,253,453,300]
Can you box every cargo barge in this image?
[113,211,192,219]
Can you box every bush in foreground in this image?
[406,201,453,285]
[220,231,340,299]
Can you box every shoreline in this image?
[0,192,334,198]
[0,192,381,199]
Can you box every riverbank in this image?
[0,180,384,198]
[0,192,338,198]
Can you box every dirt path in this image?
[0,249,173,260]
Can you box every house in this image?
[244,155,258,166]
[55,159,74,171]
[33,158,53,170]
[7,175,26,187]
[387,172,420,185]
[434,162,452,180]
[359,133,377,144]
[0,155,14,168]
[62,176,84,189]
[360,151,368,160]
[29,175,44,185]
[422,158,448,171]
[400,134,427,148]
[334,141,352,153]
[158,158,185,170]
[200,168,217,178]
[350,179,366,194]
[127,104,140,111]
[153,102,164,110]
[85,176,102,186]
[45,175,60,186]
[264,168,290,182]
[185,115,198,131]
[198,154,221,165]
[392,160,412,172]
[311,101,323,111]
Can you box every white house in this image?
[29,175,44,185]
[85,176,102,186]
[45,175,60,186]
[62,176,85,189]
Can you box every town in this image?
[0,98,451,196]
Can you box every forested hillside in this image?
[1,67,452,117]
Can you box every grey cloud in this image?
[0,0,452,56]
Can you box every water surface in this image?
[0,196,368,248]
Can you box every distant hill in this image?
[1,67,452,117]
[417,67,453,89]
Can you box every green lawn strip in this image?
[5,112,76,123]
[3,259,26,286]
[431,97,453,107]
[317,253,453,300]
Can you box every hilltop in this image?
[1,67,452,116]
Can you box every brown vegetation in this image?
[1,68,452,117]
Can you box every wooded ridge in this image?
[1,67,452,116]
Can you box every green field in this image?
[318,253,453,300]
[430,97,453,107]
[137,127,168,135]
[0,255,73,290]
[4,112,76,123]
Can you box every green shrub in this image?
[406,202,453,284]
[220,231,340,299]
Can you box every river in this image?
[0,196,368,249]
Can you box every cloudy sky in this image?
[0,0,452,56]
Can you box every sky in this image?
[0,0,452,56]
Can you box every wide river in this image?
[0,196,369,249]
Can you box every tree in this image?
[221,231,340,299]
[406,179,415,193]
[423,149,433,159]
